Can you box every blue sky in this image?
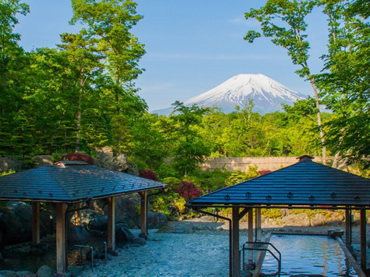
[15,0,328,111]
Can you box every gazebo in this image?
[0,161,166,276]
[188,155,370,277]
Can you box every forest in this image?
[0,0,369,216]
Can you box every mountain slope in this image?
[153,74,306,115]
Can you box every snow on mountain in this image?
[153,74,307,115]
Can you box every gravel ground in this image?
[81,232,230,277]
[80,217,370,277]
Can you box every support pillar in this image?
[360,209,367,272]
[345,209,352,247]
[248,208,254,267]
[255,208,261,242]
[231,207,240,277]
[139,191,148,239]
[108,197,116,251]
[56,203,67,275]
[32,202,40,245]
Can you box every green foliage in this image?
[186,169,231,194]
[261,209,283,219]
[225,166,260,187]
[167,102,211,175]
[110,114,134,154]
[0,169,15,176]
[314,0,370,166]
[244,0,327,163]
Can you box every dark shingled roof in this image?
[188,159,370,209]
[0,164,166,203]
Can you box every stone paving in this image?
[81,231,230,277]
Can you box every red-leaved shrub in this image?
[139,169,158,181]
[174,181,202,200]
[259,170,272,175]
[62,152,94,164]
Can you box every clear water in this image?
[261,234,358,276]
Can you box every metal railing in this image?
[240,241,281,276]
[73,241,107,271]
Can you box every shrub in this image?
[174,181,202,201]
[62,152,94,164]
[139,169,158,181]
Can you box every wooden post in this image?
[231,207,240,277]
[56,203,67,275]
[108,197,116,251]
[360,209,366,271]
[345,209,352,247]
[140,191,148,239]
[248,208,254,266]
[255,208,261,242]
[32,202,40,244]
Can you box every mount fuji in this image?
[152,74,307,115]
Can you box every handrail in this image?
[241,241,281,277]
[73,241,108,271]
[73,245,94,271]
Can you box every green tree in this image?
[168,101,211,175]
[314,0,369,167]
[244,0,328,164]
[71,0,145,115]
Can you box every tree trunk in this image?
[308,77,327,165]
[75,76,84,152]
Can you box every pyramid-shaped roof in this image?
[189,158,370,209]
[0,163,166,203]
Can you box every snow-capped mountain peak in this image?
[153,74,306,115]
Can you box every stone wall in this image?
[200,156,325,172]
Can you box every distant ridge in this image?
[152,74,307,115]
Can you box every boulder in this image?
[116,225,135,242]
[147,211,167,229]
[0,271,18,277]
[15,271,36,277]
[36,265,52,277]
[108,195,140,228]
[67,226,90,243]
[280,213,310,227]
[31,155,53,167]
[2,202,51,245]
[0,156,22,173]
[94,147,138,175]
[68,265,84,277]
[87,214,108,232]
[311,213,327,226]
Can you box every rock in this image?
[280,213,310,227]
[68,265,84,277]
[0,270,18,277]
[94,148,138,175]
[110,195,140,228]
[36,265,52,277]
[2,202,52,245]
[87,214,108,232]
[116,226,135,242]
[15,271,36,277]
[147,211,167,229]
[32,155,53,166]
[67,226,90,243]
[311,213,327,226]
[132,237,146,246]
[0,156,23,173]
[97,146,114,158]
[7,245,31,257]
